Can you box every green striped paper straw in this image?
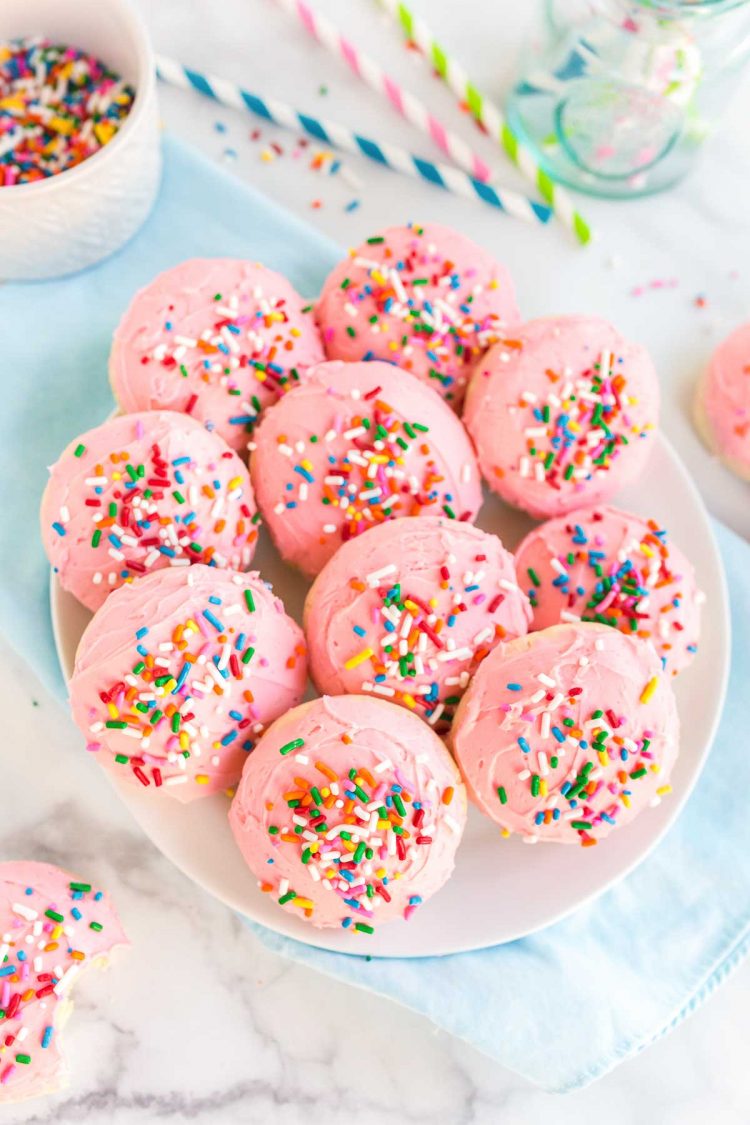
[377,0,593,245]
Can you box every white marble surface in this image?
[3,0,750,1119]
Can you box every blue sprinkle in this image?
[52,521,66,537]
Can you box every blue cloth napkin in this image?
[3,136,748,1094]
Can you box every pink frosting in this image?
[464,315,660,518]
[69,565,307,801]
[249,360,482,576]
[700,320,750,475]
[109,259,325,452]
[304,516,531,730]
[40,411,258,612]
[450,622,679,845]
[0,861,127,1103]
[315,223,519,409]
[229,695,466,932]
[515,505,703,676]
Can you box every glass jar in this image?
[506,0,750,197]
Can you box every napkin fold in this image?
[2,136,747,1094]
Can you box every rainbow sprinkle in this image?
[341,552,524,729]
[80,577,305,791]
[0,869,122,1096]
[50,424,258,596]
[262,388,471,550]
[489,638,668,846]
[507,349,653,491]
[324,224,507,404]
[523,511,702,672]
[260,735,460,931]
[0,39,134,186]
[144,287,311,434]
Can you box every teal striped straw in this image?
[154,55,553,228]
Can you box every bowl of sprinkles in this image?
[0,0,160,279]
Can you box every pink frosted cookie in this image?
[41,411,258,612]
[315,223,519,408]
[515,505,703,676]
[464,315,660,517]
[304,516,531,730]
[0,861,127,1103]
[69,565,307,800]
[110,259,325,451]
[229,695,466,933]
[451,622,679,846]
[250,360,482,576]
[694,321,750,480]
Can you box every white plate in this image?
[51,433,730,958]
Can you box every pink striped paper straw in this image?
[272,0,494,184]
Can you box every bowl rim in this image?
[0,0,157,199]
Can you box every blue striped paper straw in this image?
[154,55,552,227]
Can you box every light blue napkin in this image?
[2,136,748,1094]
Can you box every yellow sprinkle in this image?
[195,775,210,785]
[401,694,417,709]
[293,897,314,910]
[656,785,672,796]
[500,828,511,838]
[344,647,374,670]
[106,702,119,719]
[640,676,659,704]
[94,121,115,145]
[228,476,242,490]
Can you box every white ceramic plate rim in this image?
[50,432,730,958]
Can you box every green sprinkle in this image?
[89,921,103,932]
[241,646,255,665]
[74,444,86,458]
[244,589,256,612]
[531,774,540,797]
[45,909,64,924]
[279,738,304,756]
[527,568,541,587]
[354,922,374,934]
[69,882,91,893]
[278,891,296,905]
[392,793,406,817]
[630,766,648,779]
[571,821,592,830]
[497,786,508,805]
[15,1054,31,1065]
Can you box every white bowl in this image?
[0,0,161,280]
